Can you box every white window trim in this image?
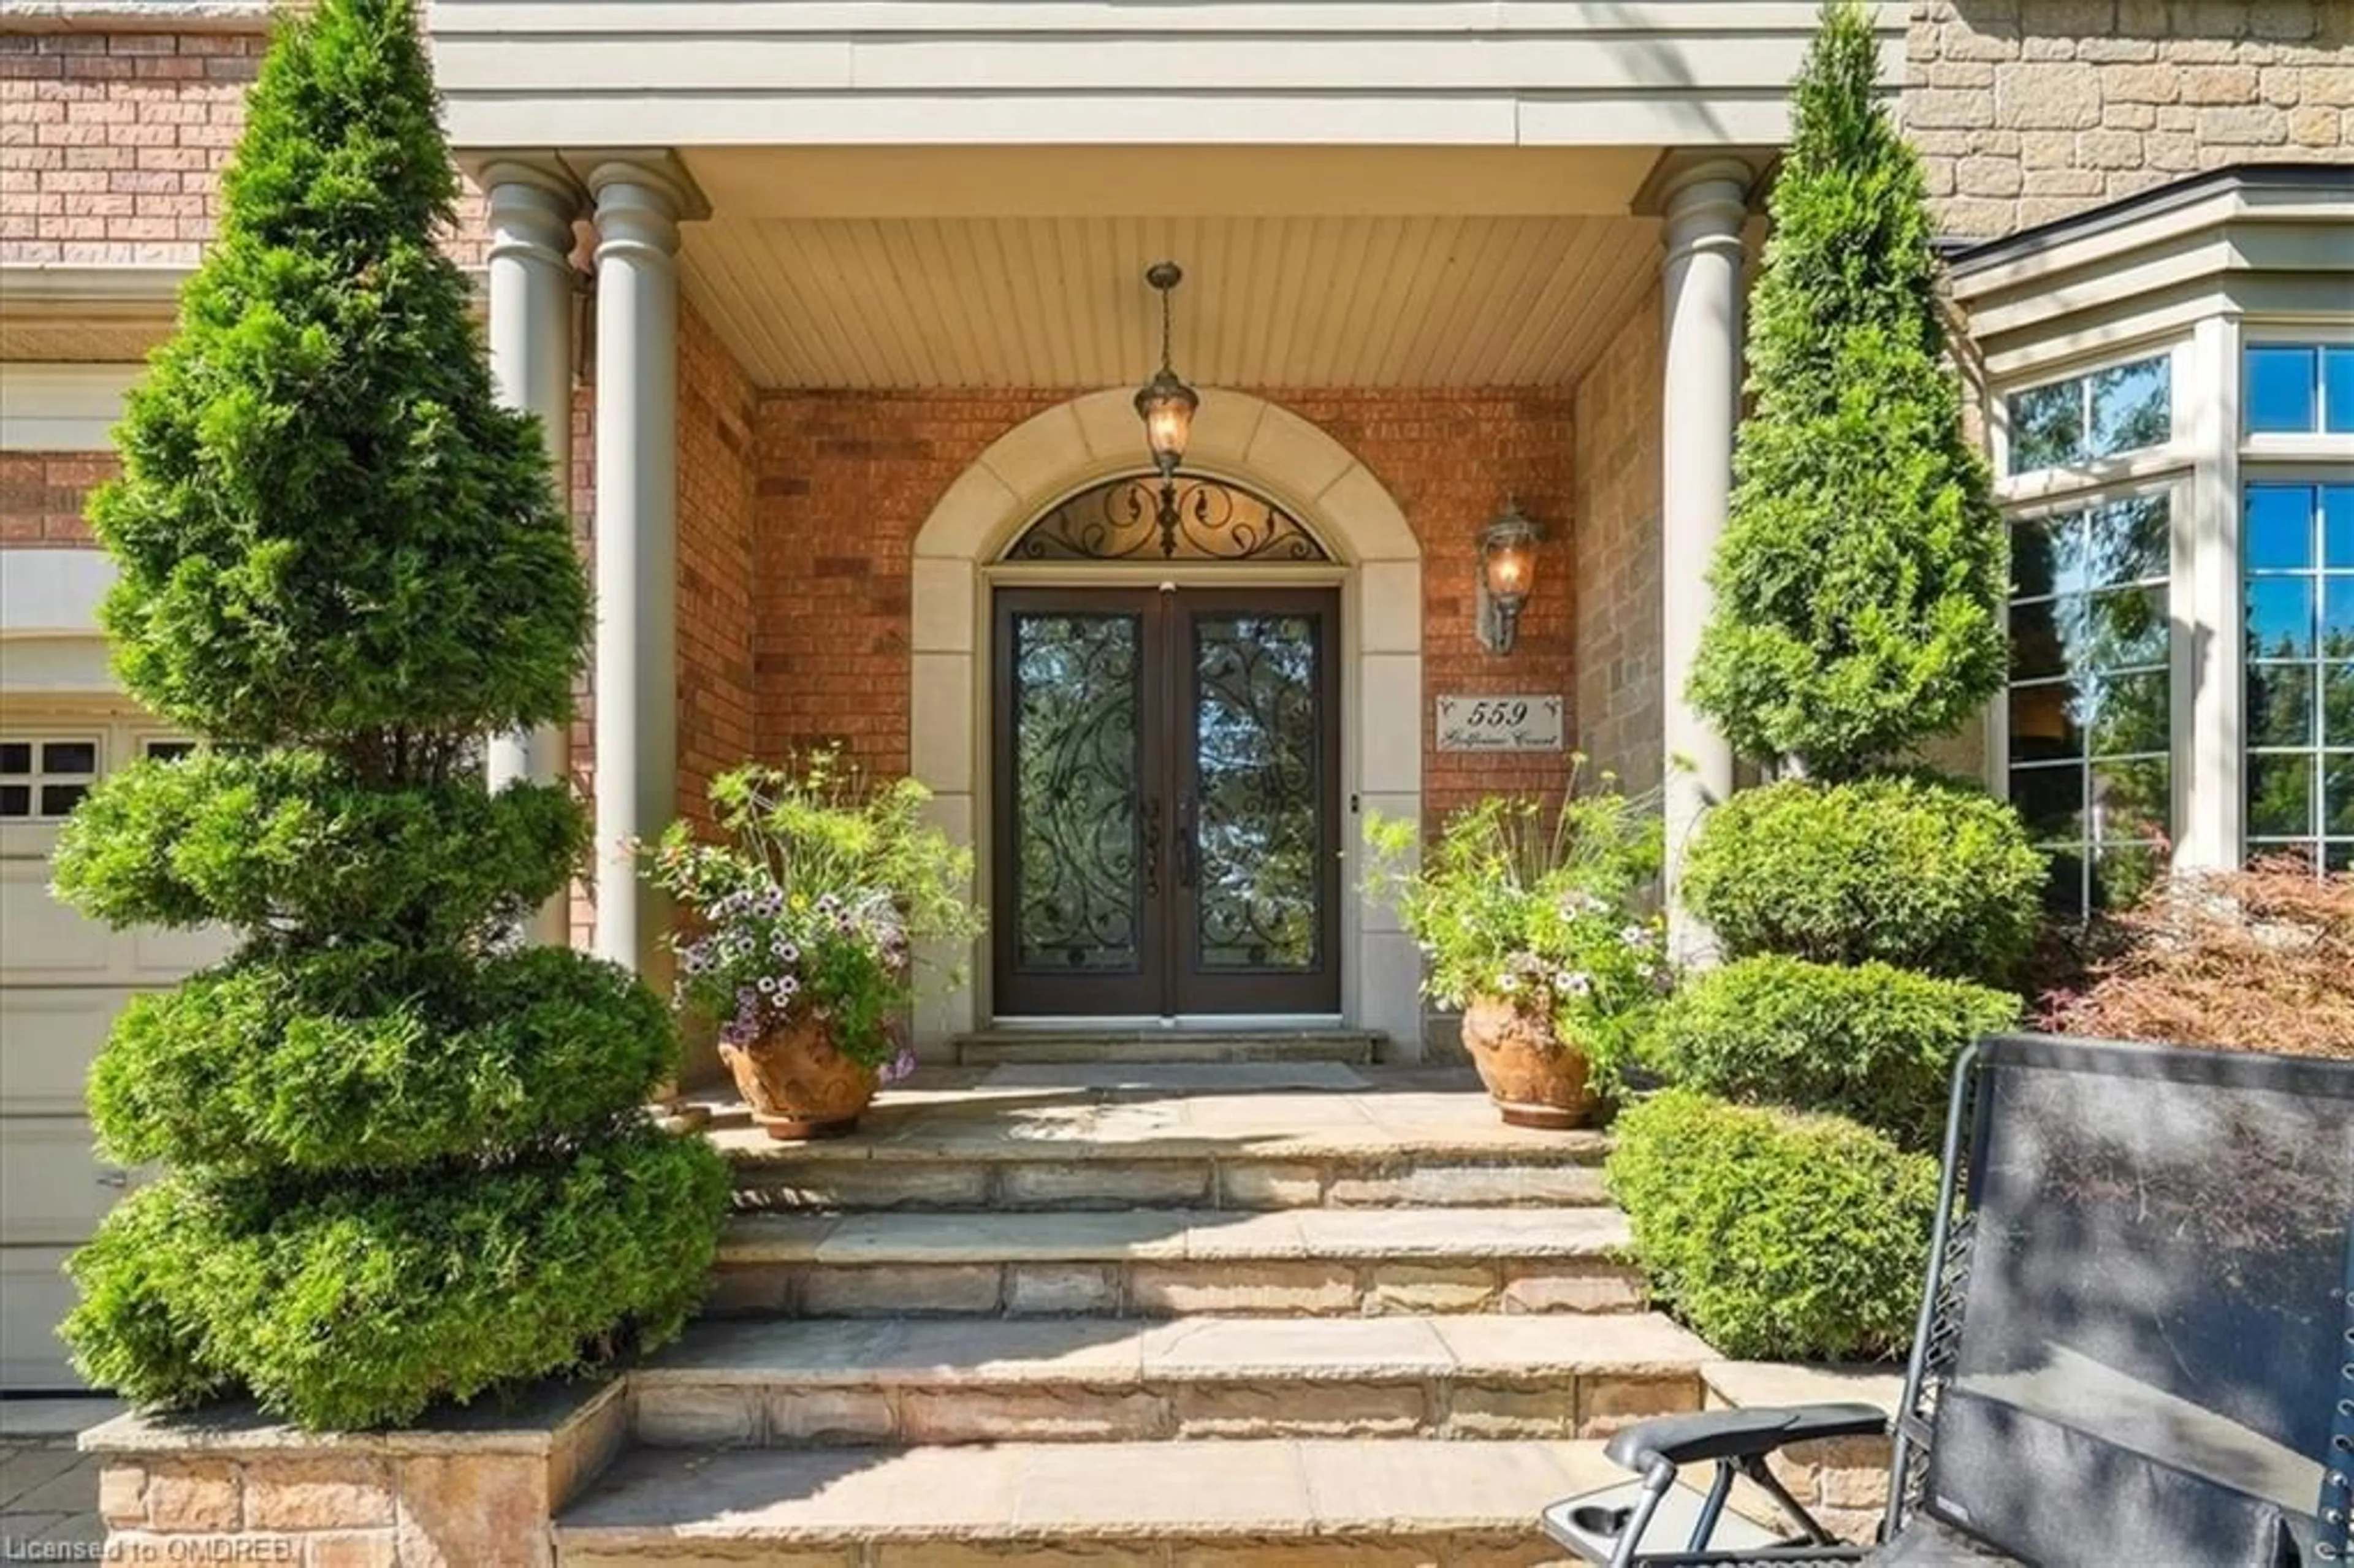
[1990,338,2193,491]
[1991,471,2190,919]
[2229,319,2354,873]
[2231,462,2354,873]
[2241,323,2354,446]
[0,729,105,824]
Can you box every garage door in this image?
[1,723,226,1390]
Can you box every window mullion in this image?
[2182,314,2241,873]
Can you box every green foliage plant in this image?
[1365,759,1666,1090]
[1607,1089,1938,1361]
[1680,775,2046,983]
[1621,4,2030,1363]
[1652,956,2021,1148]
[644,753,987,1076]
[50,0,724,1428]
[1686,0,2008,782]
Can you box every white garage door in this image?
[1,723,226,1390]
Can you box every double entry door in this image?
[992,587,1341,1018]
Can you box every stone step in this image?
[954,1029,1382,1065]
[707,1206,1644,1319]
[718,1064,1610,1212]
[558,1437,1621,1566]
[630,1312,1712,1448]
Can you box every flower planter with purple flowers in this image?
[646,753,986,1140]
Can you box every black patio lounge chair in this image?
[1541,1032,2354,1568]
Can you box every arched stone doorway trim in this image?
[908,387,1426,1057]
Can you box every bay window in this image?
[1997,351,2184,918]
[1952,167,2353,907]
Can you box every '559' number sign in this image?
[1435,694,1565,753]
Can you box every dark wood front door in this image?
[991,587,1342,1018]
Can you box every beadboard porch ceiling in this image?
[674,146,1666,391]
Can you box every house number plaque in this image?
[1435,695,1566,753]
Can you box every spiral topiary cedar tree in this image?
[50,0,726,1429]
[1686,0,2009,781]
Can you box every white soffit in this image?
[684,211,1663,390]
[0,363,139,451]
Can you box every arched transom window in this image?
[1004,475,1330,563]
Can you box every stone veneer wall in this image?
[1905,0,2354,238]
[1569,284,1666,801]
[85,1380,630,1568]
[747,386,1577,826]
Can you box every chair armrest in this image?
[1602,1404,1889,1472]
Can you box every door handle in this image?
[1176,792,1198,891]
[1141,795,1162,896]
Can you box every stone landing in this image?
[86,1063,1727,1566]
[565,1063,1685,1564]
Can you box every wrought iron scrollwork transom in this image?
[1007,476,1330,563]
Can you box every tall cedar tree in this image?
[1613,4,2038,1362]
[1686,1,2008,780]
[53,0,726,1429]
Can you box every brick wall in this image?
[1905,0,2354,238]
[752,389,1062,782]
[676,299,760,832]
[0,23,484,268]
[0,28,261,267]
[1266,388,1577,825]
[0,450,107,545]
[745,387,1578,823]
[1569,286,1665,801]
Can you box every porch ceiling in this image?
[682,209,1662,390]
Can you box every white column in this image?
[1657,161,1753,965]
[483,160,581,948]
[589,160,688,979]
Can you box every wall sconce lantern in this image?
[1476,499,1539,655]
[1135,261,1200,557]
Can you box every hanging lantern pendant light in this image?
[1135,261,1200,558]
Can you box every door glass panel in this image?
[1010,612,1142,973]
[1192,613,1322,973]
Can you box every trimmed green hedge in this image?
[1652,955,2017,1147]
[1682,775,2045,983]
[54,752,582,944]
[87,946,677,1173]
[64,1125,729,1429]
[1607,1089,1938,1361]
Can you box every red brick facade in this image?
[0,26,484,272]
[752,389,1059,783]
[0,451,107,544]
[735,386,1580,823]
[676,302,761,829]
[0,29,262,268]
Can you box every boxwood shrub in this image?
[1607,1088,1938,1361]
[54,752,583,945]
[1682,775,2045,983]
[64,1126,728,1430]
[87,945,677,1173]
[1652,954,2019,1147]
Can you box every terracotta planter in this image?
[718,1012,879,1141]
[1459,994,1599,1130]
